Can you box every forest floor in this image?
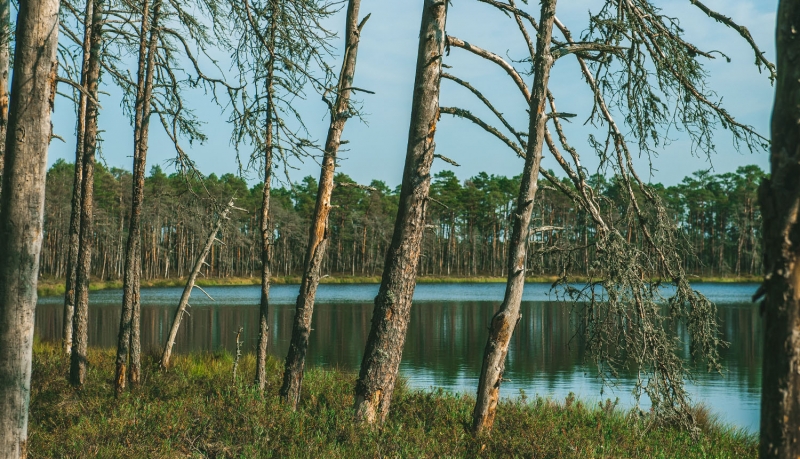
[28,344,756,458]
[36,274,761,298]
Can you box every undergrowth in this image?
[28,343,756,458]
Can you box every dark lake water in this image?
[35,282,761,432]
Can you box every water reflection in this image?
[35,283,761,432]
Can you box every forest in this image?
[40,160,765,282]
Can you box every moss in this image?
[28,344,756,458]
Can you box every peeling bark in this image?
[280,0,367,409]
[759,2,800,456]
[353,0,447,424]
[0,0,61,455]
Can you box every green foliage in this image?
[38,162,764,286]
[29,345,755,458]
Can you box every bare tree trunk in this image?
[280,0,368,409]
[62,0,94,355]
[353,0,447,424]
[472,0,556,435]
[0,0,7,200]
[0,0,60,455]
[759,1,800,456]
[115,0,160,395]
[161,200,234,368]
[253,1,277,394]
[129,254,141,384]
[69,0,104,387]
[254,144,273,391]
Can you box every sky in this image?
[47,0,778,189]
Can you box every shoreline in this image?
[36,274,762,298]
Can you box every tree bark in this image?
[253,0,277,393]
[69,0,104,387]
[759,1,800,456]
[0,0,60,455]
[129,253,142,384]
[62,0,94,355]
[0,0,8,200]
[353,0,447,424]
[472,0,556,435]
[115,0,160,395]
[161,200,233,368]
[280,0,367,409]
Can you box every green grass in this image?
[36,274,762,298]
[28,343,756,458]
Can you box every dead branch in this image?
[689,0,776,81]
[433,153,460,167]
[446,35,530,101]
[440,106,526,158]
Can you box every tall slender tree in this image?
[353,0,448,424]
[226,0,337,392]
[115,0,161,394]
[62,0,94,356]
[69,0,104,387]
[471,0,556,433]
[280,0,369,409]
[0,0,61,455]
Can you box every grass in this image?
[28,343,756,458]
[36,274,762,298]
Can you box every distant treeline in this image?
[39,160,764,282]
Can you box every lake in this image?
[35,282,762,432]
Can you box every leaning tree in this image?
[280,0,371,409]
[438,0,772,434]
[354,0,773,431]
[353,0,450,423]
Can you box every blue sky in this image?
[47,0,778,188]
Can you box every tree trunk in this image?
[353,0,447,424]
[0,0,60,455]
[254,146,273,392]
[69,0,104,387]
[161,200,233,368]
[253,0,277,394]
[280,0,367,409]
[0,0,7,199]
[759,1,800,456]
[62,0,94,355]
[471,0,556,435]
[115,0,160,395]
[129,254,142,384]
